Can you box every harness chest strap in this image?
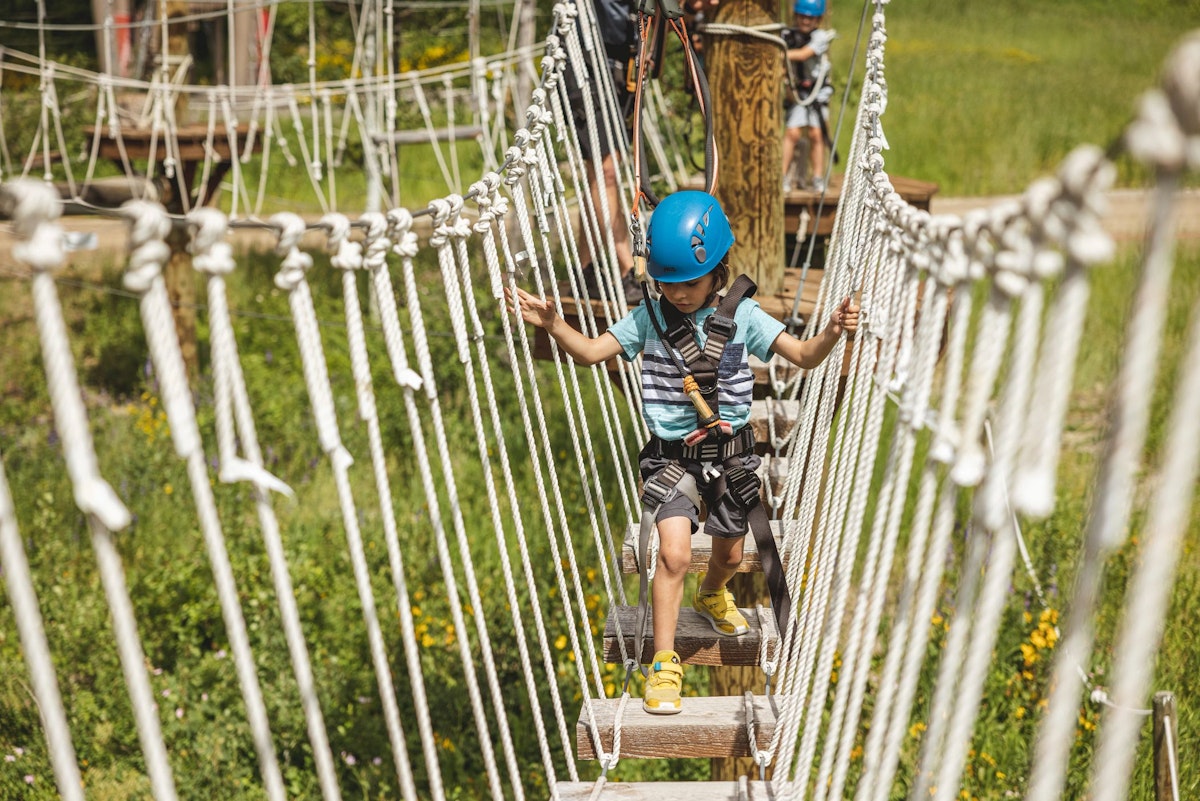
[658,273,759,424]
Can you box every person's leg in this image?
[782,125,803,188]
[692,533,750,636]
[652,515,693,654]
[644,513,692,714]
[700,535,745,594]
[588,152,633,276]
[807,124,826,185]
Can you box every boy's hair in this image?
[710,260,730,294]
[655,259,730,303]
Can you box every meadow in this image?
[1,0,1199,798]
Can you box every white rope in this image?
[374,209,470,801]
[270,211,421,801]
[0,180,88,801]
[187,206,342,801]
[466,179,565,787]
[426,196,523,800]
[122,198,286,801]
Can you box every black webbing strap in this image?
[656,274,759,423]
[711,449,792,633]
[701,274,756,364]
[647,425,755,462]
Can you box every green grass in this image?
[825,0,1200,195]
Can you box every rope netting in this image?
[1,1,1199,799]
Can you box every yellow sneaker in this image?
[693,587,750,636]
[642,650,683,715]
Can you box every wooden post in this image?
[704,0,786,296]
[162,1,199,381]
[703,1,785,780]
[1153,691,1179,801]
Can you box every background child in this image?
[782,0,835,191]
[506,190,858,714]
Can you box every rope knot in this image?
[270,212,313,290]
[321,213,363,271]
[359,212,391,272]
[386,208,420,259]
[120,200,172,293]
[187,208,236,276]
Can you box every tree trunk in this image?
[705,0,785,296]
[703,0,784,780]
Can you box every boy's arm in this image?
[506,286,625,366]
[769,296,858,369]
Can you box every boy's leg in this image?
[782,125,803,188]
[651,515,694,654]
[700,535,745,594]
[693,534,750,636]
[644,514,692,715]
[806,124,826,184]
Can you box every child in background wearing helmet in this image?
[506,191,858,715]
[782,0,835,192]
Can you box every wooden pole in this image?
[702,0,785,781]
[704,0,786,296]
[1153,691,1179,801]
[163,1,198,381]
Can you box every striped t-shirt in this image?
[607,298,786,441]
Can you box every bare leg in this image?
[782,126,803,186]
[701,535,745,594]
[652,516,693,655]
[807,125,826,182]
[584,152,634,276]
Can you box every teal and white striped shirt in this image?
[608,298,785,441]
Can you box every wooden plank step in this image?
[620,520,786,575]
[576,695,776,760]
[602,605,778,666]
[555,781,783,800]
[746,398,801,447]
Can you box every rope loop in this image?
[359,212,391,273]
[386,208,420,258]
[270,212,314,290]
[2,180,67,273]
[503,145,526,182]
[187,208,236,276]
[120,201,172,293]
[321,212,363,272]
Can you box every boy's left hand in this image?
[830,296,859,337]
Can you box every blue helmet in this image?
[646,191,734,283]
[793,0,825,16]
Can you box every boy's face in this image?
[656,273,719,314]
[794,13,821,32]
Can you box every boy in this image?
[782,0,835,191]
[507,190,858,714]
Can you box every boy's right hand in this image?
[505,285,558,329]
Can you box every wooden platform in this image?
[603,605,778,666]
[576,694,777,760]
[621,521,786,575]
[781,172,938,237]
[556,781,786,800]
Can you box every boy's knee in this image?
[657,547,691,577]
[711,547,743,573]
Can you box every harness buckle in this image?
[641,474,677,507]
[724,465,762,510]
[703,313,737,342]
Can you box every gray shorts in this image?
[638,442,762,540]
[786,102,828,131]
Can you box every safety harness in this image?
[632,275,793,669]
